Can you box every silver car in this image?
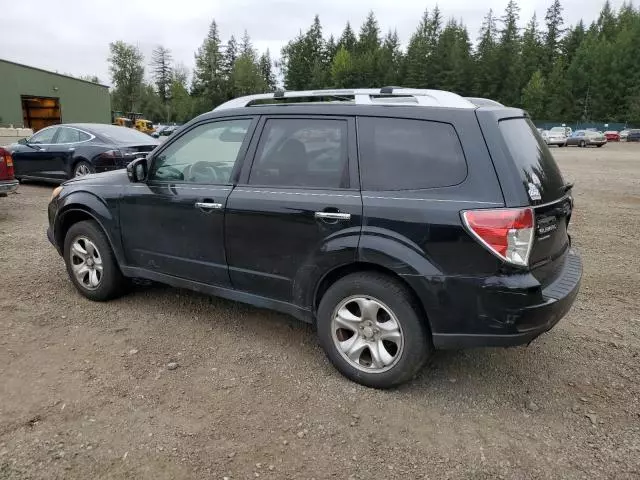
[566,130,607,147]
[545,126,570,147]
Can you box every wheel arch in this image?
[313,262,434,335]
[54,196,125,267]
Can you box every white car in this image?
[620,130,629,141]
[545,126,571,147]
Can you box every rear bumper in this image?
[432,250,582,348]
[0,179,19,195]
[546,138,566,146]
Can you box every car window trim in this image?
[238,114,358,191]
[54,126,95,145]
[146,115,258,187]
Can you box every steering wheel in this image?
[185,161,219,183]
[154,165,183,180]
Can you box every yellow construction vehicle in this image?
[111,112,155,134]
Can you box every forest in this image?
[107,0,640,125]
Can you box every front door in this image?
[225,116,362,304]
[12,126,59,178]
[120,117,256,287]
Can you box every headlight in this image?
[50,186,63,201]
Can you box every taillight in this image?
[461,208,534,267]
[0,148,15,178]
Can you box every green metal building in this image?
[0,58,111,131]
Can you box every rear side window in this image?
[249,118,349,189]
[498,118,565,202]
[357,117,467,190]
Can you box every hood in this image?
[63,168,129,186]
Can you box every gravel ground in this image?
[1,143,639,479]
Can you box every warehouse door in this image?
[21,96,61,132]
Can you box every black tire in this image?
[596,144,604,148]
[558,143,564,148]
[73,160,94,178]
[579,140,586,148]
[63,220,126,301]
[317,272,431,389]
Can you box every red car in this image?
[604,131,620,142]
[0,147,19,197]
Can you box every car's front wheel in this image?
[63,220,125,301]
[317,272,431,389]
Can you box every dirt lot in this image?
[1,143,639,479]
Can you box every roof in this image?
[0,58,110,88]
[214,88,476,111]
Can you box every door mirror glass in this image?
[127,157,148,182]
[17,138,28,145]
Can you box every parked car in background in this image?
[604,131,620,142]
[545,126,569,146]
[619,129,629,141]
[46,87,582,388]
[566,130,607,147]
[152,125,180,139]
[0,147,18,197]
[9,124,159,182]
[627,129,640,142]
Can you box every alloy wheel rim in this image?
[75,164,90,177]
[331,295,404,373]
[69,236,103,290]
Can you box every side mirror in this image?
[17,138,28,145]
[127,157,148,183]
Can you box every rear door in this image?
[224,116,362,304]
[490,115,573,283]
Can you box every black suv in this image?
[47,88,582,388]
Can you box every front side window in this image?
[29,127,58,144]
[358,117,467,191]
[149,119,251,184]
[249,118,349,189]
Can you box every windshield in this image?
[90,124,157,144]
[549,127,566,134]
[499,118,566,204]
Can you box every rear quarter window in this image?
[357,117,467,191]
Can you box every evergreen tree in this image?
[170,64,194,123]
[337,22,357,53]
[192,20,224,108]
[432,20,473,94]
[522,70,546,118]
[151,45,173,122]
[474,9,500,99]
[521,14,543,88]
[379,30,404,86]
[331,47,356,88]
[355,11,382,86]
[495,0,522,106]
[259,50,277,91]
[404,9,431,88]
[543,0,565,75]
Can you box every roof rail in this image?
[213,87,476,111]
[465,97,505,107]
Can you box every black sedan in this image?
[10,123,159,182]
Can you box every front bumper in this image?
[432,250,582,348]
[0,179,19,195]
[546,137,566,145]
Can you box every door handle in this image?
[314,211,351,221]
[195,201,222,210]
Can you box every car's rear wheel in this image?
[63,220,125,301]
[579,140,586,148]
[73,161,94,178]
[317,272,431,389]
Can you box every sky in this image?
[0,0,624,87]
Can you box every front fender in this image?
[53,191,125,266]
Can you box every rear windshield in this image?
[90,124,157,144]
[499,118,566,203]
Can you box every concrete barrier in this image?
[0,127,33,147]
